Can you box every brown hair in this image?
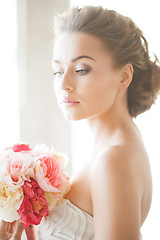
[54,6,160,117]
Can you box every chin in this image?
[64,115,84,121]
[62,112,87,121]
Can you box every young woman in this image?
[0,5,160,240]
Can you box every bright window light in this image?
[0,0,19,149]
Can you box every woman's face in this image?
[53,32,123,121]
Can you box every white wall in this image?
[17,0,72,174]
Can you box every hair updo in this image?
[54,6,160,118]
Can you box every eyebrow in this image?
[53,55,95,63]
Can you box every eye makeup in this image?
[75,63,91,75]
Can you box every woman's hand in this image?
[0,220,24,240]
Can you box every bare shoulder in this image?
[91,144,143,182]
[91,142,151,187]
[90,144,142,197]
[90,144,152,240]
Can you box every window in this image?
[0,0,19,149]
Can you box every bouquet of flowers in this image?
[0,143,70,239]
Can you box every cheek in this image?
[53,81,61,103]
[80,76,117,104]
[53,80,58,95]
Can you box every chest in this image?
[64,165,93,217]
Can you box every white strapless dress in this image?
[37,198,142,240]
[38,198,94,240]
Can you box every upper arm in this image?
[90,146,142,240]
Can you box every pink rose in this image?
[17,178,48,228]
[35,155,64,193]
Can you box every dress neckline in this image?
[63,198,94,220]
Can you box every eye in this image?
[53,71,64,77]
[76,69,90,75]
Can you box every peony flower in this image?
[17,178,49,228]
[0,143,35,187]
[0,142,70,234]
[6,143,32,153]
[34,154,65,193]
[7,155,33,183]
[44,191,64,211]
[0,182,23,222]
[3,151,34,187]
[34,144,69,166]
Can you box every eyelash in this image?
[53,71,63,76]
[53,68,90,77]
[76,69,90,75]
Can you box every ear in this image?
[118,64,133,90]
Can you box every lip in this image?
[61,97,80,103]
[60,97,80,106]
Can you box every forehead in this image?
[53,32,107,61]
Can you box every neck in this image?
[85,103,133,151]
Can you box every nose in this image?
[60,70,74,91]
